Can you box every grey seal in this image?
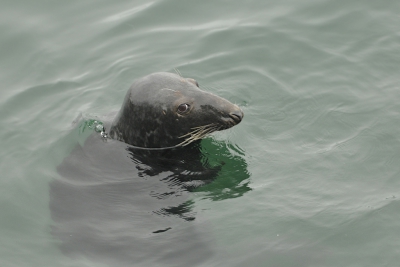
[50,72,247,267]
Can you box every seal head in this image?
[109,72,243,148]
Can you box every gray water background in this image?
[1,0,400,266]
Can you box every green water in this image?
[1,0,400,266]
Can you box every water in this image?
[1,0,400,266]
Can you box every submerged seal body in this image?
[109,72,243,148]
[51,72,246,266]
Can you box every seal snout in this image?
[229,108,244,124]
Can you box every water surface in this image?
[1,0,400,266]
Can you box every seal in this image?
[50,72,247,266]
[108,72,243,149]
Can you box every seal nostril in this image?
[229,110,244,123]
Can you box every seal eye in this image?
[177,103,190,114]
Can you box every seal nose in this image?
[229,109,244,124]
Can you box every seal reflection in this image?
[51,133,249,266]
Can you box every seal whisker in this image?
[190,123,215,130]
[174,68,187,83]
[177,123,219,146]
[179,127,203,139]
[174,68,182,78]
[179,123,216,138]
